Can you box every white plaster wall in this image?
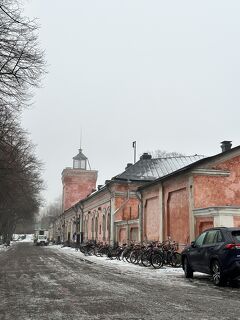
[214,214,233,227]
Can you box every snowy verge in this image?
[48,244,186,280]
[0,244,10,252]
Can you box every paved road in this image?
[0,243,239,320]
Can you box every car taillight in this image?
[225,243,240,250]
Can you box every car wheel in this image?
[183,257,193,278]
[211,260,226,286]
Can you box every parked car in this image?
[181,227,240,286]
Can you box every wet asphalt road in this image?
[0,242,239,320]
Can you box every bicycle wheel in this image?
[171,252,182,268]
[98,248,105,257]
[130,251,138,264]
[151,253,163,269]
[94,247,101,256]
[125,251,132,263]
[79,245,86,254]
[108,248,117,259]
[141,252,151,267]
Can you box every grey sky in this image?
[22,0,240,205]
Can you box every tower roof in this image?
[73,149,88,161]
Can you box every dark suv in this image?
[181,227,240,286]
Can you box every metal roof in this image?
[114,155,205,181]
[73,149,88,161]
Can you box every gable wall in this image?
[194,155,240,208]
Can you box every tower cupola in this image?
[73,148,88,170]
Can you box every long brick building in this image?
[50,141,240,247]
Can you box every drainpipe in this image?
[78,202,84,243]
[106,184,115,245]
[61,213,65,244]
[136,190,143,243]
[73,205,78,234]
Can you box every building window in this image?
[80,159,86,169]
[91,217,94,240]
[102,215,106,240]
[95,217,98,240]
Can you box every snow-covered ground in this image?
[0,244,9,252]
[19,234,34,242]
[49,244,186,281]
[0,234,34,253]
[0,241,239,320]
[13,234,34,242]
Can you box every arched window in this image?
[107,211,111,232]
[107,208,111,242]
[95,217,98,240]
[102,215,106,241]
[83,220,85,239]
[84,218,88,240]
[91,217,94,240]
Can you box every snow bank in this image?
[0,244,9,252]
[13,234,34,242]
[48,245,186,282]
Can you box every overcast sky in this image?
[22,0,240,205]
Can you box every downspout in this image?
[78,202,84,243]
[61,212,65,243]
[106,184,115,244]
[73,205,78,234]
[136,190,143,243]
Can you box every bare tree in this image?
[39,197,62,230]
[0,0,46,241]
[0,117,44,240]
[0,0,45,112]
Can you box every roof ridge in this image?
[153,154,205,160]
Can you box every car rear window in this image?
[232,231,240,244]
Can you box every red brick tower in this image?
[62,149,98,211]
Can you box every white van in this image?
[36,235,49,246]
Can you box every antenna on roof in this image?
[80,128,83,149]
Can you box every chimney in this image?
[125,163,133,170]
[140,152,152,160]
[221,141,232,153]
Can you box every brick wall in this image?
[62,169,97,211]
[194,155,240,208]
[163,176,190,244]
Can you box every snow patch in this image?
[46,245,195,288]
